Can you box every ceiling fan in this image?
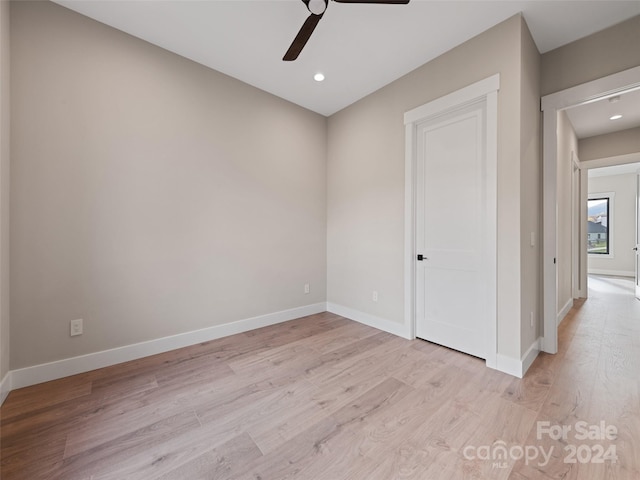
[283,0,410,61]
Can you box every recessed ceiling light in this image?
[609,114,622,120]
[314,73,325,82]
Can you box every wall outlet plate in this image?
[70,319,83,336]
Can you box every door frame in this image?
[404,74,499,369]
[541,65,640,354]
[636,170,640,300]
[571,152,588,300]
[574,155,639,298]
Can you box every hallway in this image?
[510,274,640,478]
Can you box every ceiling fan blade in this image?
[283,13,323,61]
[333,0,410,4]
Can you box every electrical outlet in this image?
[372,291,378,302]
[304,283,310,294]
[70,319,83,337]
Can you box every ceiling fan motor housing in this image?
[285,0,409,61]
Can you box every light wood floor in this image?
[1,276,639,479]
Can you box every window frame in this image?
[587,192,615,258]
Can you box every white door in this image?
[635,172,640,300]
[415,101,491,359]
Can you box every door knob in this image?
[417,254,428,261]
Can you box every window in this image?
[587,193,613,256]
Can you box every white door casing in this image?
[404,74,498,369]
[636,171,640,300]
[571,153,588,300]
[571,153,580,299]
[541,65,640,354]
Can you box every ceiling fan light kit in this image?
[283,0,410,61]
[308,0,328,15]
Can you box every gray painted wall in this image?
[579,127,640,163]
[10,1,327,369]
[0,0,10,383]
[541,15,640,96]
[327,14,534,361]
[519,19,542,354]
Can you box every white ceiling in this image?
[53,0,640,117]
[588,161,640,177]
[566,87,640,139]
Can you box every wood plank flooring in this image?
[1,275,639,479]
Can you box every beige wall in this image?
[0,0,10,382]
[541,15,640,95]
[556,111,578,313]
[519,18,542,353]
[579,127,640,163]
[588,173,637,275]
[328,14,532,360]
[10,1,327,369]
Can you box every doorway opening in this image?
[542,66,640,354]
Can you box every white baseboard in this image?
[557,298,574,326]
[9,302,327,391]
[326,302,411,340]
[0,370,11,405]
[588,269,634,278]
[496,338,541,378]
[521,337,542,376]
[496,354,522,378]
